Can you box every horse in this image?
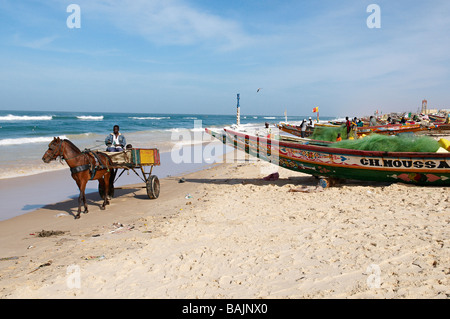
[42,137,113,219]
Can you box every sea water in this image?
[0,110,335,179]
[0,110,338,221]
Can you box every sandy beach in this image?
[3,0,450,303]
[0,147,449,299]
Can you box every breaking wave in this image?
[129,117,171,120]
[0,135,68,146]
[0,114,53,121]
[76,116,104,120]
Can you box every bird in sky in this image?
[257,88,262,92]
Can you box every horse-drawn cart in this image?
[99,148,161,200]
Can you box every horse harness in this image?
[69,150,111,180]
[50,139,110,180]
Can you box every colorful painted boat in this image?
[356,123,431,135]
[277,134,333,147]
[277,123,314,137]
[280,122,430,138]
[431,123,450,132]
[206,127,450,186]
[428,114,446,122]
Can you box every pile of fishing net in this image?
[333,133,441,153]
[310,125,348,141]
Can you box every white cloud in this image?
[82,0,253,50]
[12,34,59,49]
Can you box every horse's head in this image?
[42,137,63,163]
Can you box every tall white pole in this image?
[236,93,240,126]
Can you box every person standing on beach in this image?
[105,125,126,152]
[351,117,358,139]
[369,116,377,127]
[300,119,307,138]
[345,117,351,138]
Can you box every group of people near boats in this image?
[298,117,314,138]
[344,117,365,140]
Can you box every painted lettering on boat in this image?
[360,158,450,169]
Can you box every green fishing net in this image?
[333,133,440,153]
[310,125,348,141]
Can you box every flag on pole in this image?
[312,107,319,113]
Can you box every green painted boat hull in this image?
[206,128,450,186]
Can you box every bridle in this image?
[46,139,85,162]
[44,139,111,179]
[46,139,64,161]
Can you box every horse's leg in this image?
[104,171,111,206]
[74,179,84,219]
[83,187,88,213]
[101,171,110,209]
[78,179,89,216]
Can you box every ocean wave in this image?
[66,132,101,140]
[164,128,184,133]
[263,117,276,119]
[190,128,206,132]
[77,116,104,120]
[0,135,68,146]
[0,162,67,180]
[164,127,206,133]
[129,117,170,120]
[329,117,346,122]
[0,114,53,121]
[183,117,197,120]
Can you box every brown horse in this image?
[42,137,113,219]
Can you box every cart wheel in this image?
[99,181,115,199]
[146,175,160,199]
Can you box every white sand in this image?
[1,152,449,298]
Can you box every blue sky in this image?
[0,0,449,116]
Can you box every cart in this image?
[98,148,161,200]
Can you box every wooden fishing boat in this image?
[277,122,314,137]
[356,123,431,135]
[428,114,446,122]
[279,121,430,138]
[277,134,333,147]
[206,127,450,186]
[431,123,450,132]
[313,123,341,128]
[329,121,345,125]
